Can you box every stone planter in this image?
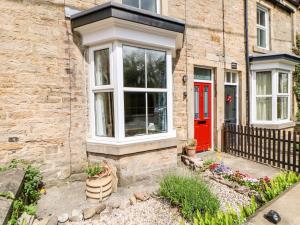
[86,167,113,202]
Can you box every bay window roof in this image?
[250,53,300,66]
[71,2,185,33]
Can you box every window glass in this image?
[256,97,272,121]
[141,0,157,12]
[147,49,166,88]
[194,87,199,119]
[204,86,209,118]
[123,0,157,13]
[95,92,114,137]
[94,49,110,86]
[123,0,139,8]
[148,92,167,134]
[277,97,288,120]
[258,9,266,26]
[194,67,211,81]
[226,72,231,83]
[278,73,288,94]
[123,46,145,88]
[256,71,272,95]
[258,29,267,48]
[124,92,146,136]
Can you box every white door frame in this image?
[224,71,239,125]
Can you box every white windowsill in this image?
[251,121,295,129]
[86,131,177,156]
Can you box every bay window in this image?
[90,43,172,142]
[252,70,291,123]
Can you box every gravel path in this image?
[68,198,183,225]
[208,179,251,212]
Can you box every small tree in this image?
[293,34,300,120]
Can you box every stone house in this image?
[0,0,300,185]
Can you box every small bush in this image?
[85,165,104,177]
[159,174,220,220]
[260,171,300,202]
[190,197,258,225]
[23,165,43,204]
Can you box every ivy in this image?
[293,34,300,120]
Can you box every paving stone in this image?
[0,197,13,225]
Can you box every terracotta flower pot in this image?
[185,146,196,157]
[86,166,113,202]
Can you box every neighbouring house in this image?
[0,0,300,185]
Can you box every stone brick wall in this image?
[0,0,299,182]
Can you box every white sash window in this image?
[252,70,291,123]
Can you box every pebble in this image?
[46,216,58,225]
[57,213,68,223]
[208,180,251,212]
[83,208,96,220]
[67,198,182,225]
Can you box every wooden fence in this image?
[223,124,300,172]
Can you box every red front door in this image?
[194,82,212,152]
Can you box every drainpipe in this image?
[244,0,250,126]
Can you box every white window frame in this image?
[251,69,291,124]
[224,71,239,125]
[123,0,161,14]
[256,5,269,50]
[88,41,174,144]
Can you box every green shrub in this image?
[260,171,300,202]
[190,197,258,225]
[159,174,220,220]
[85,165,104,177]
[23,165,43,204]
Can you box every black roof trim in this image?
[266,0,295,13]
[71,2,185,33]
[286,0,300,7]
[250,53,300,63]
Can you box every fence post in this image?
[222,124,226,153]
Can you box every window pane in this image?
[141,0,157,12]
[277,97,288,120]
[257,28,260,46]
[194,86,199,119]
[123,46,145,88]
[256,71,272,95]
[256,97,272,121]
[194,67,211,80]
[95,92,114,137]
[204,86,209,118]
[258,29,267,48]
[147,49,166,88]
[124,92,146,136]
[231,73,237,83]
[94,49,110,86]
[278,73,288,93]
[258,9,266,26]
[148,93,167,134]
[123,0,139,8]
[226,72,231,83]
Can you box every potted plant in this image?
[184,139,197,157]
[85,164,113,202]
